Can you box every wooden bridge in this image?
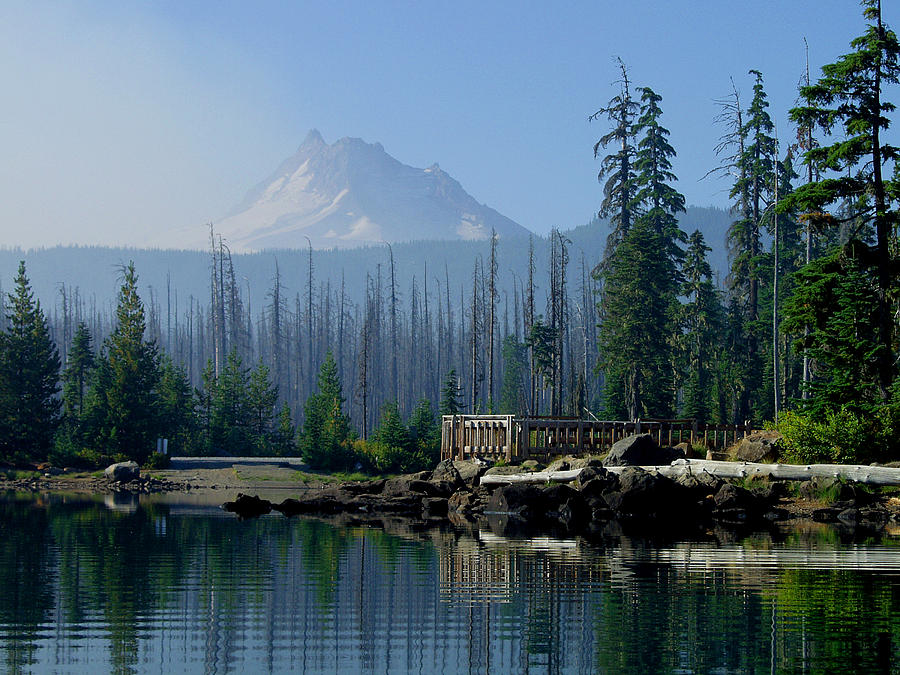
[440,415,754,462]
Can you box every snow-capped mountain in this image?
[204,130,531,251]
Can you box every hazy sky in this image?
[0,1,894,249]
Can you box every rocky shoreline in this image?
[222,447,900,536]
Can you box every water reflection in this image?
[1,491,899,673]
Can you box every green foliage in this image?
[498,336,528,415]
[0,261,61,464]
[680,230,723,423]
[782,248,885,417]
[86,262,160,464]
[157,356,197,455]
[299,351,355,471]
[784,2,899,398]
[776,406,900,465]
[598,219,678,419]
[143,452,170,469]
[439,369,462,416]
[363,400,439,474]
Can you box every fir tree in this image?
[157,356,196,455]
[0,261,61,462]
[439,369,462,416]
[88,262,160,463]
[597,85,684,419]
[299,351,353,470]
[61,323,94,423]
[784,0,900,400]
[247,360,279,446]
[498,335,528,415]
[680,231,723,422]
[590,58,640,259]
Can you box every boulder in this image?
[422,497,449,518]
[486,484,547,519]
[542,484,589,527]
[712,483,765,521]
[223,493,272,519]
[602,467,675,517]
[729,430,782,463]
[430,460,466,491]
[546,458,571,472]
[383,472,432,495]
[448,489,489,515]
[452,460,489,486]
[602,434,685,467]
[104,461,140,483]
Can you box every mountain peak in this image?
[301,128,325,148]
[211,134,531,251]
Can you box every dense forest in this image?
[0,1,897,471]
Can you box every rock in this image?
[430,460,465,491]
[729,430,782,463]
[452,460,489,487]
[340,479,386,495]
[674,471,723,498]
[422,497,449,518]
[837,508,860,526]
[104,461,140,483]
[569,457,605,469]
[223,493,272,519]
[542,484,589,527]
[602,467,675,517]
[448,489,489,515]
[486,484,547,519]
[425,480,458,498]
[674,442,698,459]
[383,472,432,495]
[798,476,857,503]
[602,434,685,467]
[546,458,571,472]
[713,483,759,514]
[521,459,543,471]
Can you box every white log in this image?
[478,459,900,487]
[479,469,584,486]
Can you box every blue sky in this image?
[0,1,894,248]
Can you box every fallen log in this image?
[478,459,900,487]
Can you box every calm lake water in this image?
[3,491,900,674]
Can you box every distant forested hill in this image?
[0,205,732,317]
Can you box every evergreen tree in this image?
[781,247,884,418]
[208,349,253,455]
[247,360,279,448]
[299,351,353,470]
[597,220,677,419]
[597,85,684,419]
[439,369,462,416]
[272,403,297,456]
[680,231,723,422]
[784,0,899,400]
[157,356,196,455]
[0,261,61,463]
[498,335,528,415]
[61,323,94,423]
[590,58,640,259]
[88,262,160,463]
[727,70,777,423]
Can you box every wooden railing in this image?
[441,415,754,462]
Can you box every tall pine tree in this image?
[784,0,899,401]
[0,261,61,463]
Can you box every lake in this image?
[2,491,900,674]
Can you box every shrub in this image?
[776,406,900,465]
